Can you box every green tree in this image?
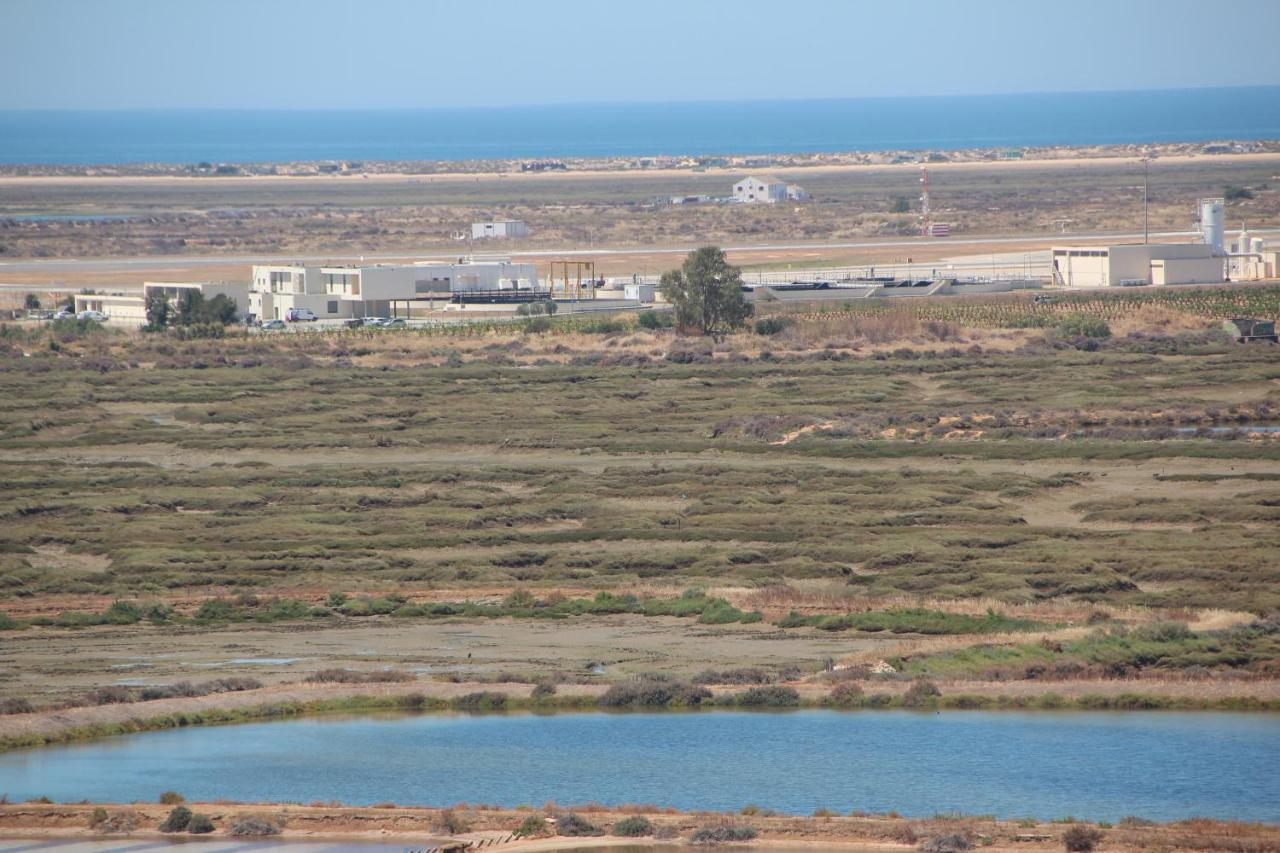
[23,293,41,311]
[890,196,911,213]
[145,291,171,331]
[658,246,752,338]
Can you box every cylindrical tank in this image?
[1200,198,1225,253]
[1236,228,1251,254]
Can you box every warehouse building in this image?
[248,260,540,321]
[1050,243,1225,288]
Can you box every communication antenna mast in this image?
[919,165,931,237]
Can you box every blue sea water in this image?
[1,87,1278,165]
[1,710,1277,821]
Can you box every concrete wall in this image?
[74,294,146,325]
[1053,244,1224,287]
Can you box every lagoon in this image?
[0,710,1276,822]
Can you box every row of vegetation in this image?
[0,591,1059,639]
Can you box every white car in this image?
[77,310,108,322]
[286,308,318,322]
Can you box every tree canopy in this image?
[658,246,752,337]
[145,290,238,332]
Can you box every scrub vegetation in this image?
[0,286,1277,732]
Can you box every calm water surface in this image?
[2,87,1278,164]
[0,710,1276,822]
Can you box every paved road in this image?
[0,228,1256,275]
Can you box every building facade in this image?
[75,281,249,326]
[248,260,541,320]
[1051,244,1224,288]
[733,175,789,203]
[471,220,530,239]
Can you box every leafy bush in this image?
[555,812,604,836]
[690,823,758,844]
[613,815,655,836]
[734,686,801,707]
[754,317,792,336]
[531,681,557,700]
[515,815,548,837]
[229,816,282,836]
[637,311,673,329]
[826,683,865,706]
[90,807,108,826]
[158,791,185,805]
[454,691,509,711]
[188,814,215,834]
[1055,315,1111,339]
[903,680,942,707]
[599,676,712,708]
[159,806,193,832]
[0,697,33,714]
[1063,825,1103,852]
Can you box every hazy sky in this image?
[4,0,1280,110]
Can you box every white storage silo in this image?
[1199,198,1225,253]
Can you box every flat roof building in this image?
[248,260,541,321]
[471,220,530,239]
[1051,243,1225,288]
[75,281,249,326]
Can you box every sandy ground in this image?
[0,802,1274,852]
[2,150,1277,188]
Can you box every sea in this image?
[1,87,1278,165]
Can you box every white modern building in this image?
[471,220,530,239]
[1050,244,1225,288]
[74,281,249,326]
[248,260,541,320]
[733,175,789,203]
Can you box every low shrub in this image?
[903,679,942,707]
[599,676,712,708]
[691,823,758,844]
[531,681,557,700]
[514,815,549,837]
[919,833,973,853]
[158,790,185,805]
[229,815,282,837]
[1062,825,1103,852]
[826,682,864,706]
[436,808,470,834]
[693,667,774,685]
[305,668,413,684]
[754,317,792,336]
[0,697,34,715]
[90,807,108,826]
[188,814,215,834]
[454,691,508,712]
[734,686,800,707]
[555,812,604,836]
[159,806,193,832]
[637,311,673,330]
[613,815,655,836]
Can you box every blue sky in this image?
[3,0,1280,109]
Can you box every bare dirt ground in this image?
[0,801,1275,852]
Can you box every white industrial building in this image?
[248,260,541,321]
[75,281,249,326]
[471,220,530,239]
[1050,198,1228,288]
[733,175,809,203]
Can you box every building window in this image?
[327,301,338,314]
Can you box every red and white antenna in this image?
[919,165,931,237]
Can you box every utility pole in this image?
[1142,156,1150,244]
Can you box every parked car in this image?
[261,319,287,330]
[361,316,390,327]
[381,318,407,328]
[77,310,108,322]
[52,308,76,320]
[286,308,318,322]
